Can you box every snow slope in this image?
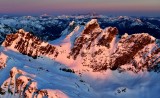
[0,19,160,98]
[1,46,160,98]
[0,47,95,98]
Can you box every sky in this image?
[0,0,160,16]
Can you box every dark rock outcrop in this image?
[2,29,59,59]
[69,19,160,72]
[69,19,102,59]
[1,67,61,98]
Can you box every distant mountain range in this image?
[0,15,159,44]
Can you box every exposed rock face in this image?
[97,27,118,47]
[69,19,160,72]
[143,47,160,71]
[2,19,160,72]
[69,19,119,60]
[1,67,67,98]
[2,29,59,59]
[69,19,102,59]
[109,33,156,70]
[0,53,8,69]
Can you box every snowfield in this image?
[0,47,95,98]
[1,46,160,98]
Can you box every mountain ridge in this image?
[0,19,160,98]
[2,19,160,72]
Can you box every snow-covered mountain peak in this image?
[60,21,78,37]
[2,19,160,73]
[69,21,75,26]
[86,19,98,27]
[66,20,159,72]
[18,29,25,34]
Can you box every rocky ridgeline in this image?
[2,19,160,72]
[69,19,160,72]
[2,29,58,59]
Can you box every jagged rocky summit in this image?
[2,19,160,73]
[2,29,58,59]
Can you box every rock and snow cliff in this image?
[2,19,160,72]
[2,29,58,59]
[0,19,160,98]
